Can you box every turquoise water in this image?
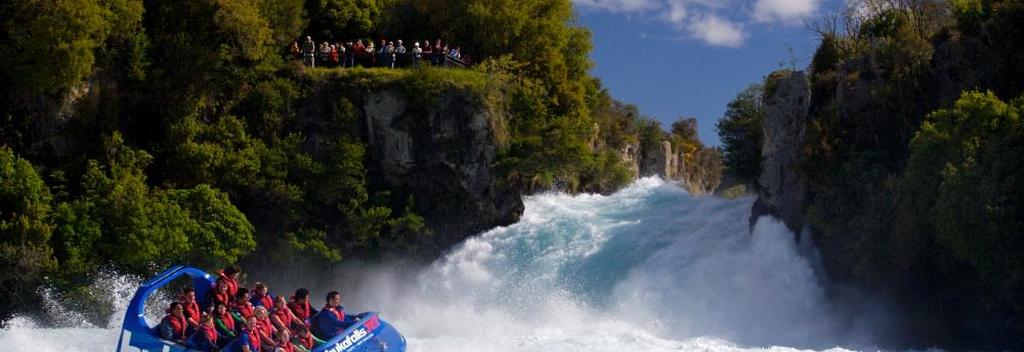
[0,178,876,352]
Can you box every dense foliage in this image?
[895,91,1024,343]
[0,0,700,323]
[716,84,764,186]
[716,0,1024,347]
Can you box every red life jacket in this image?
[218,311,235,332]
[255,293,273,309]
[288,299,312,321]
[233,301,254,319]
[243,328,261,351]
[323,305,345,321]
[296,333,314,349]
[218,271,239,297]
[211,290,230,308]
[257,317,276,338]
[276,341,296,352]
[166,314,188,339]
[199,324,218,344]
[183,301,201,326]
[273,307,294,328]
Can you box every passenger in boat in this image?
[272,295,306,332]
[310,291,353,339]
[224,316,262,352]
[274,329,297,352]
[206,277,232,310]
[233,288,256,320]
[288,288,316,324]
[251,282,274,308]
[254,306,279,350]
[219,265,242,297]
[213,302,237,341]
[158,302,189,343]
[181,287,202,328]
[291,324,323,352]
[186,314,219,351]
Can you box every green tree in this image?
[896,92,1024,338]
[716,84,764,185]
[259,0,307,49]
[0,0,143,94]
[0,147,57,319]
[305,0,382,39]
[53,134,256,273]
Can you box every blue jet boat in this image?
[115,266,406,352]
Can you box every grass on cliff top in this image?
[302,66,489,93]
[299,65,508,150]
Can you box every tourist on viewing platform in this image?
[288,288,316,324]
[272,295,306,332]
[329,44,339,67]
[291,324,323,352]
[187,314,219,351]
[396,40,407,66]
[387,41,395,68]
[253,306,279,350]
[422,40,432,62]
[377,40,387,68]
[331,43,339,67]
[213,302,237,342]
[219,265,241,297]
[319,42,330,66]
[289,41,301,61]
[449,47,461,60]
[233,288,255,320]
[365,40,375,66]
[343,40,354,67]
[273,329,297,352]
[412,42,422,67]
[352,39,365,67]
[224,316,262,352]
[433,39,444,65]
[301,36,315,67]
[180,287,201,328]
[251,282,274,308]
[310,291,353,340]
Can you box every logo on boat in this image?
[326,327,369,352]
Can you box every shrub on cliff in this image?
[0,147,58,320]
[895,91,1024,340]
[0,0,143,94]
[716,84,764,186]
[51,134,256,274]
[951,0,1024,98]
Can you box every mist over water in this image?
[0,178,883,351]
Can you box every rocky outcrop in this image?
[752,70,810,233]
[620,142,641,179]
[640,140,674,178]
[361,88,522,250]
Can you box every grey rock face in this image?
[362,89,523,250]
[753,70,810,233]
[640,140,674,178]
[620,142,641,179]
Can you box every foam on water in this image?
[0,178,874,351]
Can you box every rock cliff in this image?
[359,87,523,250]
[751,70,810,233]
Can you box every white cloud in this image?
[574,0,660,12]
[688,15,746,47]
[665,0,688,24]
[753,0,822,23]
[576,0,812,47]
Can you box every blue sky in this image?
[574,0,845,146]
